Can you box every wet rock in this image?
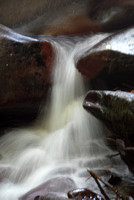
[116,139,134,173]
[0,0,101,35]
[77,27,134,90]
[77,50,134,89]
[19,176,76,200]
[97,2,134,33]
[47,4,134,36]
[0,25,54,128]
[34,196,45,200]
[0,1,134,36]
[83,90,134,140]
[68,188,104,200]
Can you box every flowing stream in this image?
[0,35,124,200]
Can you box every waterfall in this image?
[0,35,112,200]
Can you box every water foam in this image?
[0,35,112,199]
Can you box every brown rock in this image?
[0,25,54,127]
[77,27,134,90]
[77,50,134,85]
[68,188,104,200]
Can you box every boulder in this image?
[77,27,134,90]
[83,90,134,141]
[77,50,134,89]
[0,25,54,127]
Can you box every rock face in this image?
[0,1,134,36]
[83,90,134,140]
[0,25,54,127]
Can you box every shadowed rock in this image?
[77,50,134,86]
[68,188,104,199]
[83,90,134,140]
[77,27,134,90]
[0,25,54,127]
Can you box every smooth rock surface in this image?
[83,90,134,140]
[77,27,134,90]
[68,188,104,199]
[19,176,76,200]
[1,1,134,35]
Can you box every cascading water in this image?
[0,35,116,200]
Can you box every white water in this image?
[0,35,113,200]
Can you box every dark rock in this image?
[77,27,134,91]
[33,193,68,200]
[77,50,134,89]
[83,90,134,140]
[68,188,104,200]
[46,2,134,36]
[34,196,44,200]
[0,0,101,35]
[0,1,134,35]
[116,139,134,173]
[0,25,54,128]
[108,173,122,186]
[19,176,76,200]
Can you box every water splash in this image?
[0,35,112,200]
